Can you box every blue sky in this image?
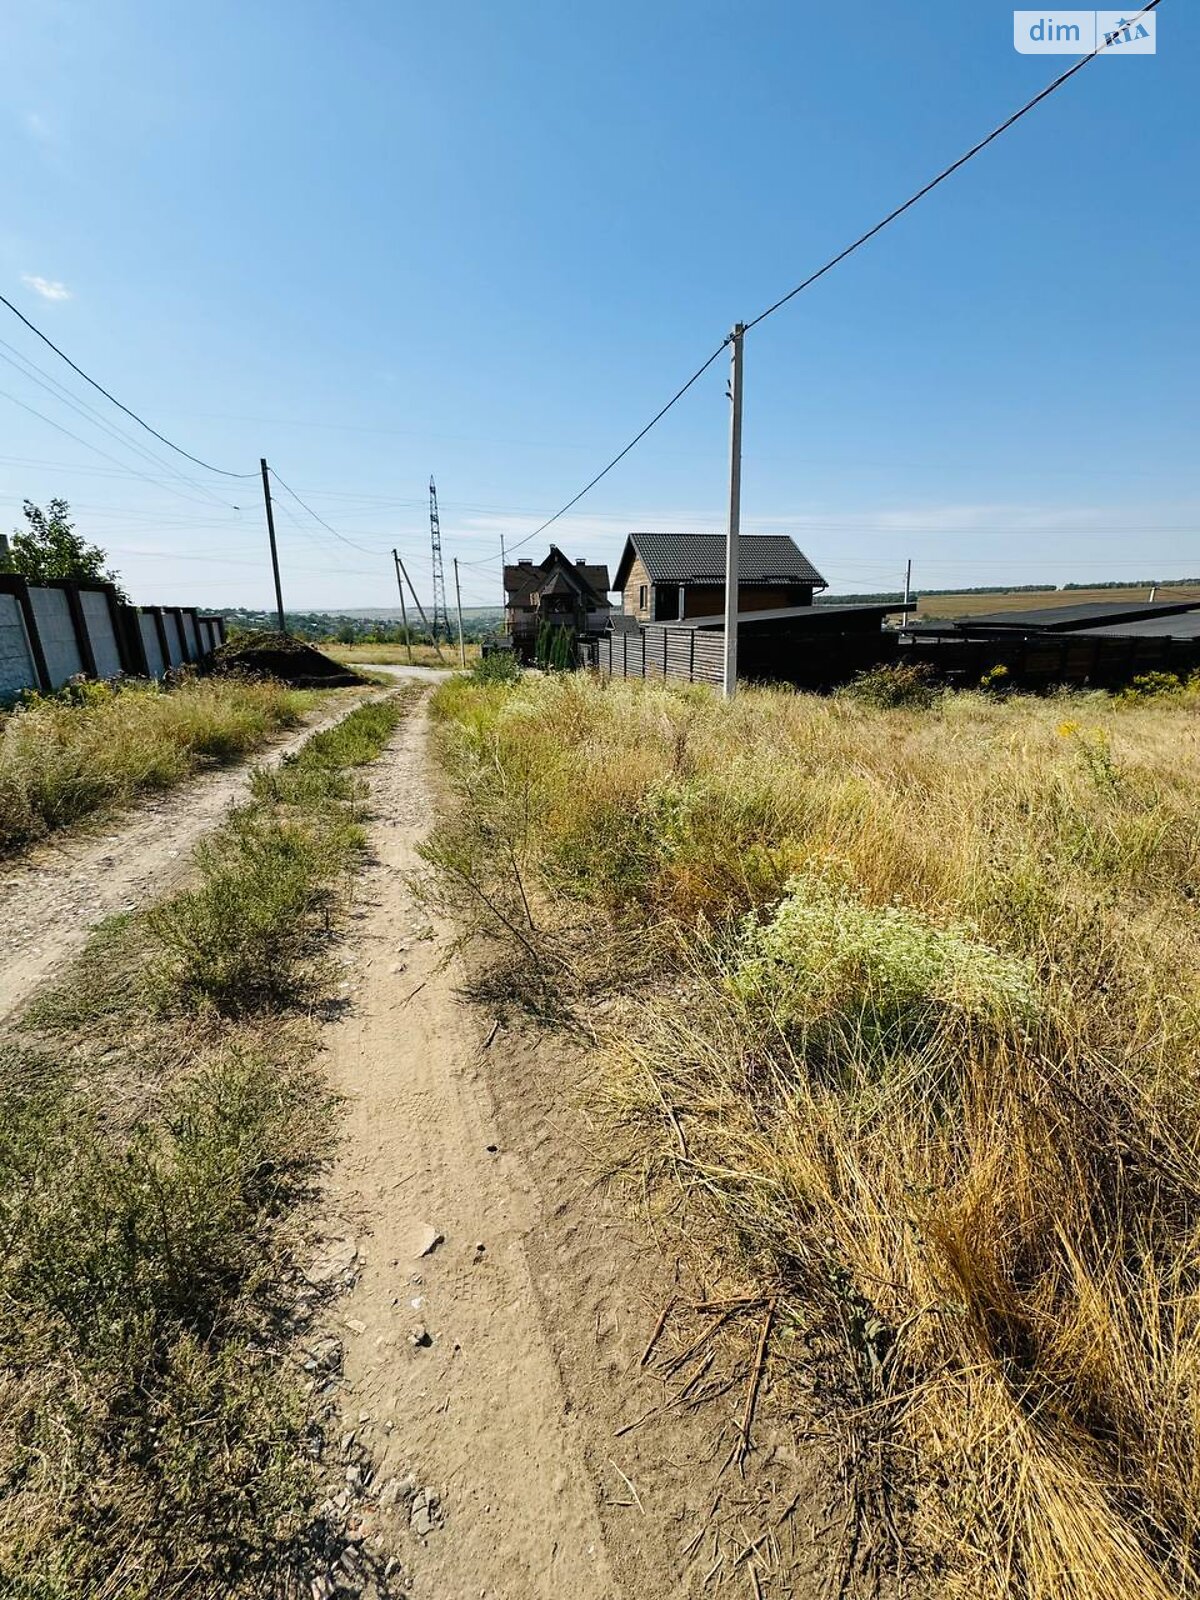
[0,1,1194,610]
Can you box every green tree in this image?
[3,498,127,600]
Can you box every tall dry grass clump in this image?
[425,669,1200,1599]
[0,676,312,853]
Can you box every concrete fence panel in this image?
[79,588,123,679]
[0,580,221,702]
[28,585,84,688]
[0,592,39,698]
[162,610,186,667]
[138,611,166,678]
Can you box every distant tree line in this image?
[221,607,504,645]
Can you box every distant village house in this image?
[503,545,612,660]
[614,532,827,623]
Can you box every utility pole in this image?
[901,557,912,629]
[259,457,286,635]
[395,552,446,662]
[722,323,745,699]
[453,557,467,668]
[500,532,507,611]
[391,549,414,664]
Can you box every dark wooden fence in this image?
[898,629,1200,690]
[597,625,896,689]
[597,622,1200,693]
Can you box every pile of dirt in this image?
[208,632,369,688]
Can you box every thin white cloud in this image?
[21,274,72,302]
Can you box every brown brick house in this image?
[503,546,612,660]
[613,532,826,624]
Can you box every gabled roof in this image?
[504,546,611,608]
[614,533,826,592]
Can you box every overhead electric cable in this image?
[266,468,382,556]
[0,290,257,477]
[0,338,236,510]
[469,7,1165,566]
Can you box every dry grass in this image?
[326,640,481,668]
[0,676,314,854]
[0,689,419,1597]
[917,584,1200,620]
[424,669,1200,1600]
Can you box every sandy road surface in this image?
[1,676,821,1595]
[0,693,373,1025]
[318,701,821,1599]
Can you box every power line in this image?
[471,9,1166,567]
[0,337,237,510]
[488,340,731,563]
[0,383,252,511]
[744,3,1165,332]
[266,467,383,556]
[0,290,257,478]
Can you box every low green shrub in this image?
[470,650,523,685]
[728,873,1039,1063]
[841,660,939,709]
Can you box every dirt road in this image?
[318,699,818,1599]
[0,693,371,1025]
[2,682,817,1596]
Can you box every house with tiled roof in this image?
[503,546,612,659]
[613,533,827,625]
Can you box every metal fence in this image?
[0,575,225,701]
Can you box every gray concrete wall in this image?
[0,593,38,699]
[163,612,185,667]
[28,586,83,688]
[138,612,165,677]
[79,589,123,679]
[181,611,199,659]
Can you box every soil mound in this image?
[209,632,368,688]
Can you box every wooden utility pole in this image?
[394,552,446,661]
[259,457,286,635]
[391,549,414,664]
[722,324,745,699]
[902,557,912,629]
[453,557,467,668]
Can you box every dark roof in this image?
[644,602,912,631]
[945,599,1200,633]
[1074,611,1200,640]
[614,533,827,591]
[608,613,640,634]
[504,547,611,607]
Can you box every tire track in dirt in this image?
[317,702,824,1599]
[0,691,375,1025]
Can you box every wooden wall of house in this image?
[682,583,814,619]
[621,555,654,622]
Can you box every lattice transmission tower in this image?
[428,475,451,642]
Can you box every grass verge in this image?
[421,669,1200,1600]
[0,675,318,855]
[326,641,480,669]
[0,686,419,1598]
